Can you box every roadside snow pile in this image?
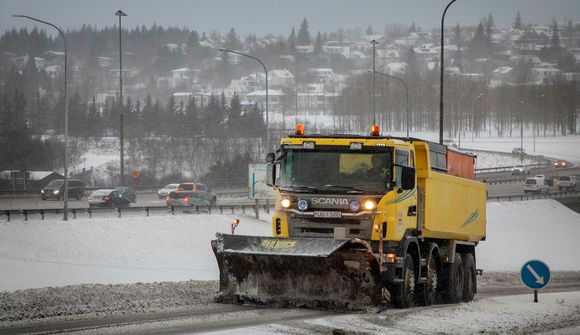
[302,291,580,335]
[478,199,580,272]
[0,214,270,291]
[472,151,535,169]
[0,281,217,323]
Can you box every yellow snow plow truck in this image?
[212,125,486,309]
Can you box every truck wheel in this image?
[417,256,437,306]
[441,253,463,304]
[392,254,416,308]
[462,253,476,302]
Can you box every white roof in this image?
[493,66,513,74]
[269,69,294,79]
[171,67,192,73]
[29,171,54,180]
[246,89,284,96]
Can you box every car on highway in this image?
[40,179,84,200]
[113,186,136,203]
[158,183,179,199]
[524,177,549,194]
[176,182,217,205]
[88,189,131,208]
[534,174,555,187]
[512,147,527,156]
[511,164,531,175]
[165,191,210,208]
[553,160,569,168]
[557,176,577,191]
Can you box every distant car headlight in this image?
[41,190,44,193]
[54,190,59,195]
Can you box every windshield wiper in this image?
[280,185,319,193]
[323,184,366,194]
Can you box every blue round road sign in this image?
[521,259,551,290]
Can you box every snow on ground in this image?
[0,200,579,292]
[0,214,270,291]
[473,151,536,169]
[478,199,580,272]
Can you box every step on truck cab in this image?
[212,125,486,309]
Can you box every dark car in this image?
[41,179,84,200]
[176,182,217,205]
[114,186,137,203]
[88,189,131,208]
[165,190,210,208]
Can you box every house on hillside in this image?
[0,170,64,191]
[269,69,295,88]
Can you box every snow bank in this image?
[0,200,578,292]
[478,199,580,272]
[0,214,270,291]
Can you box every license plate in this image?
[313,211,342,218]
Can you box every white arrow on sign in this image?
[526,264,545,285]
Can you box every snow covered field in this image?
[0,200,578,292]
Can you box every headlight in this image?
[297,199,308,211]
[54,190,60,195]
[349,200,360,211]
[281,198,291,208]
[363,200,376,210]
[41,190,44,193]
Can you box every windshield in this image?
[277,149,392,194]
[47,180,64,187]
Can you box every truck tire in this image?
[462,253,476,302]
[392,254,416,308]
[417,256,438,306]
[441,253,463,304]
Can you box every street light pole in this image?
[520,100,525,163]
[370,70,410,138]
[116,10,127,185]
[13,14,69,220]
[218,48,269,152]
[371,40,379,125]
[439,0,458,145]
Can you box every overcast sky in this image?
[2,0,580,37]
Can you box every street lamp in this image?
[218,48,269,152]
[371,39,379,125]
[369,70,410,138]
[520,100,525,163]
[116,10,127,185]
[13,14,69,220]
[439,0,458,145]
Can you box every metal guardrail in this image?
[0,201,275,222]
[475,163,548,174]
[487,189,580,202]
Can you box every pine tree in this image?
[297,18,311,45]
[225,27,242,50]
[287,27,297,55]
[366,25,374,35]
[314,31,323,55]
[514,11,523,30]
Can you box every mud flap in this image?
[211,233,383,310]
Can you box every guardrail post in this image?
[146,207,150,217]
[73,209,77,219]
[208,205,211,215]
[231,206,234,214]
[220,206,223,214]
[171,206,175,215]
[255,199,259,220]
[6,210,10,222]
[41,210,44,220]
[117,208,121,218]
[508,196,512,202]
[24,210,28,221]
[242,205,246,214]
[266,199,270,214]
[88,208,92,218]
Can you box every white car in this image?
[158,183,179,199]
[524,177,549,193]
[511,164,530,175]
[557,176,577,191]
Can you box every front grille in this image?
[288,215,373,239]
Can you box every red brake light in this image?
[165,195,170,201]
[295,123,305,135]
[370,124,380,136]
[184,196,190,203]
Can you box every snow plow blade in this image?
[211,233,382,310]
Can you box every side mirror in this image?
[401,166,416,190]
[266,163,276,187]
[265,152,275,163]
